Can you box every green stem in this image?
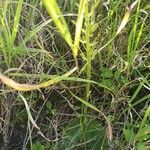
[81,3,92,125]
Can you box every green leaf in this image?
[70,91,100,113]
[32,141,45,150]
[42,0,73,52]
[137,142,145,150]
[101,79,113,87]
[56,118,108,150]
[10,0,23,46]
[123,128,135,143]
[101,67,113,78]
[114,70,121,80]
[136,125,150,141]
[73,0,88,57]
[46,101,52,111]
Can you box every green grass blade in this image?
[17,19,52,48]
[42,0,73,48]
[10,0,23,46]
[127,0,141,73]
[73,0,88,57]
[40,67,77,87]
[136,106,150,138]
[70,91,100,113]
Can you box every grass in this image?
[0,0,150,149]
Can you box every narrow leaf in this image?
[0,67,77,91]
[11,0,23,45]
[116,0,138,35]
[43,0,73,48]
[73,0,88,57]
[19,94,40,130]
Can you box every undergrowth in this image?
[0,0,150,150]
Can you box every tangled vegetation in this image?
[0,0,150,149]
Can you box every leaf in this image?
[114,70,121,80]
[0,67,77,91]
[116,9,130,35]
[42,0,73,50]
[46,101,52,112]
[56,118,108,150]
[70,91,100,113]
[73,0,88,57]
[69,91,113,141]
[101,79,113,87]
[136,125,150,141]
[19,94,40,130]
[137,142,145,150]
[93,1,138,58]
[6,73,114,93]
[116,0,138,35]
[101,67,113,78]
[32,141,45,150]
[123,128,135,142]
[10,0,23,46]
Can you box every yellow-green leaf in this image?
[0,67,77,91]
[43,0,73,48]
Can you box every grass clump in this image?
[0,0,150,149]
